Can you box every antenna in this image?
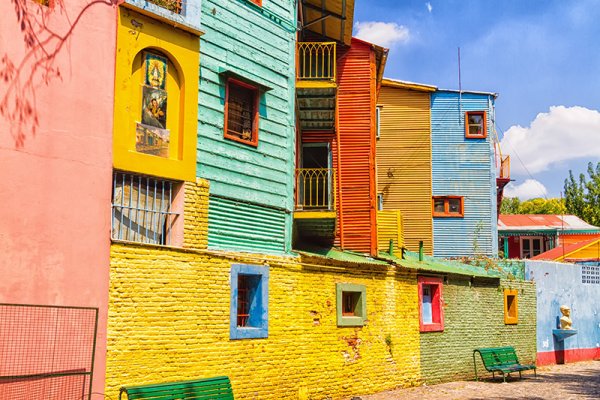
[458,47,462,119]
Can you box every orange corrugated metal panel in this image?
[562,233,600,245]
[376,85,433,254]
[336,38,377,255]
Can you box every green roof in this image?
[379,251,503,278]
[297,246,503,278]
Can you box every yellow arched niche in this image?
[113,7,199,182]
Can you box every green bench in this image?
[119,376,234,399]
[473,346,536,382]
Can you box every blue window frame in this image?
[230,264,269,340]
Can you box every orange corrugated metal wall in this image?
[376,86,433,254]
[335,39,377,255]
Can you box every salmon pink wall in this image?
[0,1,116,398]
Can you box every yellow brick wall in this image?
[107,244,421,399]
[107,178,421,398]
[183,179,210,250]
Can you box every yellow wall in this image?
[106,179,421,399]
[113,7,199,182]
[377,86,433,254]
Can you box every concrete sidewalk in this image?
[358,360,600,399]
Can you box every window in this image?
[224,78,259,147]
[336,283,366,327]
[248,0,263,5]
[230,264,269,339]
[465,111,487,139]
[376,106,382,139]
[582,265,600,284]
[504,289,518,324]
[432,196,464,217]
[520,236,545,258]
[147,0,183,14]
[111,171,181,245]
[418,276,444,332]
[377,193,384,211]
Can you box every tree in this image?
[500,197,565,215]
[564,162,600,226]
[500,197,521,214]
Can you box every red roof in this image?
[531,237,600,261]
[498,214,599,231]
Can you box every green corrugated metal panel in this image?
[380,251,502,278]
[208,196,287,254]
[198,0,296,212]
[297,247,388,265]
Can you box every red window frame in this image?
[224,78,260,147]
[249,0,263,5]
[465,111,487,139]
[432,196,464,218]
[342,292,358,316]
[418,276,444,332]
[237,275,251,327]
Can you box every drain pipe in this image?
[419,241,424,262]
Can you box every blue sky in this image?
[354,0,600,199]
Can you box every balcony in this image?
[295,168,336,214]
[296,42,337,131]
[497,155,511,216]
[296,42,336,85]
[294,168,337,243]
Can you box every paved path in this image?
[359,361,600,399]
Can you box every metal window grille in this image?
[582,265,600,284]
[147,0,183,14]
[0,304,98,400]
[227,83,255,142]
[237,275,250,327]
[111,171,180,245]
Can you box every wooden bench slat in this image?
[120,376,234,400]
[473,346,536,383]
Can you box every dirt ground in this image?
[358,360,600,400]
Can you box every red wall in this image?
[0,1,116,397]
[335,38,377,255]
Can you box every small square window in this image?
[224,78,259,147]
[465,111,487,139]
[230,264,269,340]
[504,289,518,324]
[432,196,464,218]
[336,283,366,327]
[418,276,444,332]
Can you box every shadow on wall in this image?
[0,0,117,148]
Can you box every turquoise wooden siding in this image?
[198,0,296,253]
[208,196,287,254]
[431,91,498,258]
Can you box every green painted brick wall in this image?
[420,277,537,384]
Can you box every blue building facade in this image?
[431,90,498,258]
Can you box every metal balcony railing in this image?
[296,42,336,82]
[499,155,510,179]
[295,168,336,210]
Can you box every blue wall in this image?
[526,260,600,355]
[431,91,497,258]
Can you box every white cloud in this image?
[500,106,600,175]
[354,21,410,48]
[504,179,548,200]
[426,2,433,13]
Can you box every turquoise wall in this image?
[431,91,498,258]
[198,0,296,253]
